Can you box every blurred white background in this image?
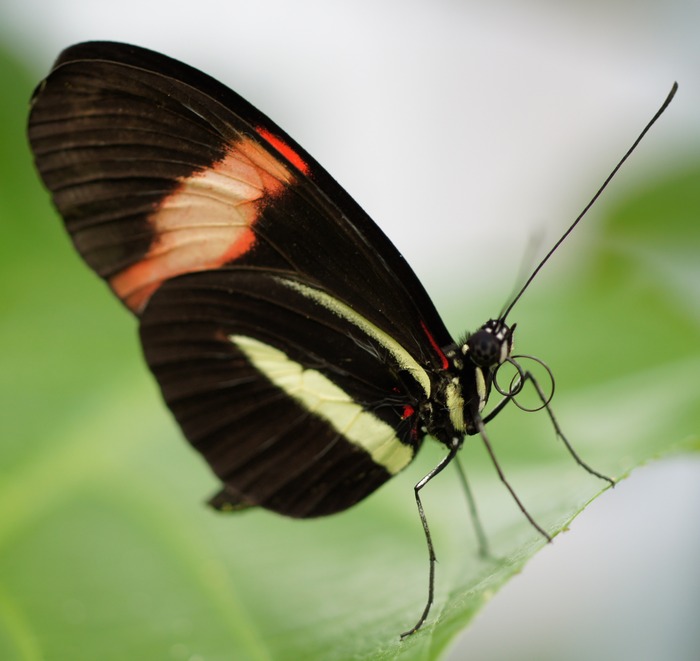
[2,1,698,658]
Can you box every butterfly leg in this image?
[476,417,552,542]
[400,436,461,639]
[485,360,615,487]
[453,456,491,558]
[525,373,615,487]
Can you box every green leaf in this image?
[1,42,697,661]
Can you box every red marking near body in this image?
[256,127,310,174]
[420,320,449,370]
[402,404,415,419]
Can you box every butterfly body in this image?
[28,41,513,519]
[31,41,666,636]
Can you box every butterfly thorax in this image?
[421,319,514,446]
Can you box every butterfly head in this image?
[462,319,515,370]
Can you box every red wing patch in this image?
[255,127,310,175]
[110,135,297,313]
[420,320,449,370]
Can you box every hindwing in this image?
[140,269,428,516]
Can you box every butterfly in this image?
[27,41,676,636]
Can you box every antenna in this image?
[499,82,678,322]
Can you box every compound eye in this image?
[465,329,501,367]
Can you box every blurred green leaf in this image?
[1,41,698,661]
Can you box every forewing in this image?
[28,41,454,366]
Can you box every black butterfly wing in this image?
[28,41,455,515]
[141,269,431,517]
[28,41,452,355]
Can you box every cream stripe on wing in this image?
[274,278,431,398]
[230,334,414,474]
